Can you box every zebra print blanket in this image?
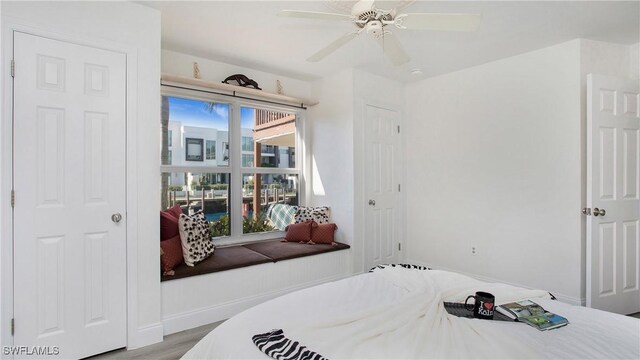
[252,329,327,360]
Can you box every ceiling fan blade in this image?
[377,32,410,66]
[396,13,482,32]
[307,32,360,62]
[375,0,414,11]
[278,10,353,22]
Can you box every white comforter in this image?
[184,268,640,359]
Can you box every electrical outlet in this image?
[471,246,477,255]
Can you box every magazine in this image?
[496,300,569,331]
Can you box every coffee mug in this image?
[464,291,495,319]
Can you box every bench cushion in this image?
[243,240,350,262]
[162,245,271,281]
[161,239,351,282]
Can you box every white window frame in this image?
[160,86,306,246]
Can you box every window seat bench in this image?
[162,239,350,281]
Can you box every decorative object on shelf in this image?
[276,80,284,95]
[222,74,262,90]
[193,62,201,79]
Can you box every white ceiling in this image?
[144,1,640,83]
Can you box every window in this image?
[222,142,229,164]
[161,91,302,244]
[186,138,204,161]
[242,154,253,167]
[206,140,216,160]
[168,130,172,147]
[242,136,253,152]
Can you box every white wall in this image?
[0,1,162,349]
[308,69,355,248]
[404,40,584,303]
[631,43,640,79]
[160,51,353,335]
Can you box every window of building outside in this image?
[161,91,301,244]
[242,136,253,152]
[206,140,216,160]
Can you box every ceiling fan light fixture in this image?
[366,20,384,36]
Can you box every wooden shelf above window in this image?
[161,73,319,108]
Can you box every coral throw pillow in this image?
[284,221,314,242]
[160,205,183,241]
[160,235,183,275]
[178,210,215,266]
[311,223,338,244]
[167,204,183,218]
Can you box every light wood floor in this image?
[88,312,640,360]
[88,321,224,360]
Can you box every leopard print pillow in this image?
[178,210,215,266]
[294,206,330,224]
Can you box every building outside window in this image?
[161,92,301,244]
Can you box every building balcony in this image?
[254,109,295,147]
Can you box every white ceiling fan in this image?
[278,0,481,66]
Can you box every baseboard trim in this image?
[161,273,350,335]
[127,322,164,350]
[404,258,583,306]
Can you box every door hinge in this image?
[397,125,400,134]
[10,190,15,208]
[10,60,15,78]
[11,318,14,336]
[398,184,401,192]
[398,243,402,251]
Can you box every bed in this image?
[183,265,640,359]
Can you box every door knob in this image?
[111,213,123,223]
[593,208,606,217]
[368,200,376,206]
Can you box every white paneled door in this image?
[364,105,401,270]
[13,32,127,358]
[587,74,640,315]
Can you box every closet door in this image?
[364,104,402,269]
[586,74,640,315]
[13,31,127,358]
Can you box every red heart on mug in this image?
[484,303,493,310]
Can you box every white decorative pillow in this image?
[178,210,215,266]
[294,206,330,224]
